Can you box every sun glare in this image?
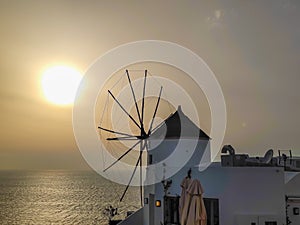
[41,66,82,106]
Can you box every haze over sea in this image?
[0,170,140,225]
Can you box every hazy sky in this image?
[0,0,299,170]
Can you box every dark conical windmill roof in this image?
[150,105,210,140]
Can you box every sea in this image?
[0,170,140,225]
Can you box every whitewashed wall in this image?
[145,164,286,225]
[285,173,300,225]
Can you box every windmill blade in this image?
[108,90,141,130]
[120,150,142,202]
[141,70,147,126]
[148,86,163,134]
[103,140,141,172]
[126,70,142,126]
[98,126,135,138]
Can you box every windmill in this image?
[98,70,164,207]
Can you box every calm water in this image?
[0,170,140,225]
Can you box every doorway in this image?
[203,198,219,225]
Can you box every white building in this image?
[119,107,300,225]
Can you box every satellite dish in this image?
[261,149,273,164]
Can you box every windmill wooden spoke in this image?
[103,140,141,172]
[120,150,142,203]
[108,90,141,130]
[106,137,139,141]
[98,126,135,138]
[141,70,147,127]
[139,141,143,207]
[148,86,163,135]
[126,70,143,127]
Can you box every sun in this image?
[41,66,82,106]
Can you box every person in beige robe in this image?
[179,169,192,220]
[179,176,192,220]
[180,179,207,225]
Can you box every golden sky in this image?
[0,0,299,170]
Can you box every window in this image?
[265,222,277,225]
[148,154,153,165]
[163,196,219,225]
[204,198,219,225]
[164,196,180,225]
